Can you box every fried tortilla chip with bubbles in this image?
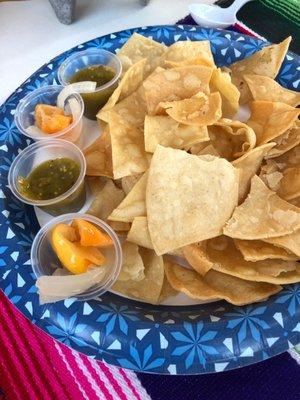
[127,216,153,249]
[244,74,300,107]
[84,130,113,178]
[144,115,209,152]
[234,239,299,262]
[164,262,281,306]
[229,37,291,104]
[224,175,300,240]
[247,101,300,145]
[206,236,300,284]
[143,65,213,115]
[146,146,239,255]
[163,40,215,67]
[117,32,167,74]
[160,92,222,126]
[108,171,147,222]
[117,241,145,282]
[112,248,164,304]
[263,230,300,258]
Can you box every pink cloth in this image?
[0,291,150,400]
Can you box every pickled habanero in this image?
[18,158,80,201]
[70,65,116,120]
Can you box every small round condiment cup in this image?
[15,85,84,143]
[58,48,122,120]
[30,213,122,301]
[8,139,86,216]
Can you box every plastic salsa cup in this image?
[8,139,86,216]
[15,85,84,143]
[58,49,122,120]
[30,213,122,301]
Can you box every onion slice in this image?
[57,81,97,109]
[67,97,81,122]
[36,265,108,304]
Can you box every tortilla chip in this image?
[163,40,215,67]
[224,175,300,239]
[232,143,276,203]
[87,179,130,231]
[183,243,214,275]
[204,269,281,305]
[165,58,213,68]
[164,261,281,305]
[117,32,167,74]
[230,37,291,104]
[260,145,300,201]
[266,121,300,159]
[160,92,222,126]
[144,115,209,152]
[194,143,220,156]
[247,101,300,145]
[210,68,240,118]
[209,118,256,161]
[121,173,143,195]
[127,216,153,249]
[207,236,300,284]
[108,171,147,222]
[143,66,213,115]
[118,241,145,282]
[83,130,113,177]
[147,146,239,255]
[112,248,164,304]
[98,86,147,127]
[101,59,147,111]
[289,197,300,208]
[164,262,220,301]
[244,74,300,107]
[109,112,148,179]
[263,230,300,258]
[158,275,178,302]
[87,176,107,195]
[234,239,299,261]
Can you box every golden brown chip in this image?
[207,236,299,284]
[265,121,300,159]
[118,241,145,282]
[83,130,113,177]
[108,171,147,222]
[224,175,300,239]
[234,239,299,261]
[210,68,240,118]
[230,37,291,104]
[204,269,281,305]
[163,40,215,67]
[164,261,281,305]
[247,101,300,145]
[165,58,213,68]
[147,146,239,255]
[117,32,167,74]
[143,65,213,115]
[194,143,220,156]
[160,92,222,126]
[112,248,164,304]
[102,59,147,111]
[127,216,153,249]
[232,143,275,203]
[158,275,178,302]
[164,262,220,301]
[109,112,148,179]
[87,179,129,231]
[98,87,147,127]
[183,243,213,275]
[144,115,209,152]
[263,230,300,258]
[87,176,107,195]
[121,173,143,195]
[244,74,300,107]
[208,118,256,161]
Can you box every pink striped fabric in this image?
[0,291,150,400]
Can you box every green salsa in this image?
[18,158,86,216]
[18,158,80,200]
[70,65,117,120]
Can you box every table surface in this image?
[0,0,213,105]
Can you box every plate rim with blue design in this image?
[0,24,300,375]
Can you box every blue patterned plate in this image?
[0,25,300,375]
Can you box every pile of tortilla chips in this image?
[83,33,300,306]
